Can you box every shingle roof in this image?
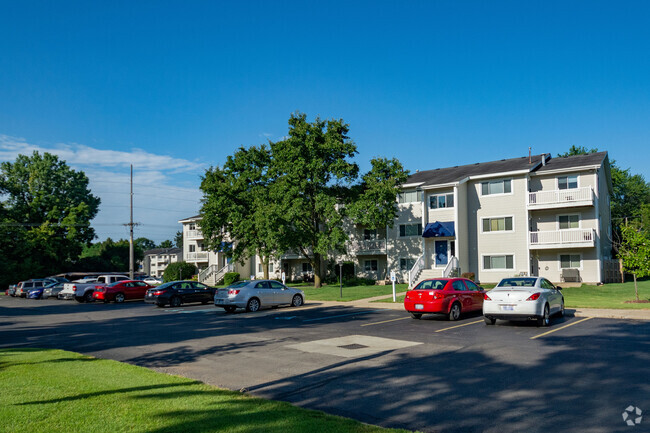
[178,214,202,222]
[535,151,608,173]
[144,247,182,256]
[406,154,547,187]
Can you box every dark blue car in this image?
[28,282,58,299]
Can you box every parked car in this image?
[214,280,305,313]
[14,279,49,298]
[404,278,485,320]
[59,275,129,302]
[93,280,154,303]
[42,283,66,300]
[144,280,216,307]
[7,285,16,296]
[143,277,163,285]
[483,277,564,327]
[27,282,58,299]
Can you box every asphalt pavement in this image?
[1,296,649,433]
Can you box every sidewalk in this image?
[307,292,650,320]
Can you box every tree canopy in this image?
[77,238,145,272]
[0,151,100,287]
[619,224,650,300]
[200,113,409,287]
[162,261,197,282]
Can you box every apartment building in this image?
[391,151,613,285]
[141,247,182,278]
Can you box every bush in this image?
[461,272,475,281]
[162,261,198,283]
[223,272,240,286]
[343,277,376,287]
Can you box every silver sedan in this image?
[483,276,564,327]
[214,280,305,313]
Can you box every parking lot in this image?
[1,296,649,433]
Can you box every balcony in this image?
[281,249,310,260]
[530,229,595,250]
[527,187,594,210]
[186,229,203,240]
[349,239,387,255]
[186,251,209,262]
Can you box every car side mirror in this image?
[556,286,562,291]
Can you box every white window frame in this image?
[398,190,423,204]
[480,215,515,234]
[399,257,416,271]
[480,179,513,197]
[558,253,583,270]
[481,254,516,271]
[557,213,581,230]
[364,259,378,272]
[429,192,455,209]
[399,223,422,237]
[557,174,579,190]
[189,244,196,253]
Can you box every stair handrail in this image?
[212,262,234,284]
[443,256,459,278]
[198,264,218,283]
[408,254,425,288]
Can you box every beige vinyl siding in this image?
[534,248,600,284]
[456,182,469,276]
[388,201,423,282]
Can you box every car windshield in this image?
[414,279,447,290]
[497,278,537,287]
[156,282,175,289]
[227,281,249,289]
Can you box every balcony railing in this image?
[186,229,203,239]
[349,239,387,254]
[530,229,595,249]
[528,186,594,209]
[186,251,209,261]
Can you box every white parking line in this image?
[530,317,592,340]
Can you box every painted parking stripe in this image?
[303,309,384,322]
[435,319,484,332]
[361,316,411,327]
[530,317,592,340]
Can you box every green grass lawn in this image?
[561,279,650,309]
[0,348,411,433]
[294,283,409,301]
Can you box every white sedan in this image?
[483,277,564,327]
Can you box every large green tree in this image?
[0,151,100,287]
[200,113,408,287]
[78,238,144,271]
[619,224,650,301]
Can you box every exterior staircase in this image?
[199,263,233,286]
[409,256,460,288]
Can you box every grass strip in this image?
[0,348,411,433]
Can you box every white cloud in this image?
[0,134,206,243]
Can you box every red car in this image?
[404,278,485,320]
[93,280,154,303]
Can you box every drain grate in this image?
[338,343,368,350]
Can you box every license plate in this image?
[501,305,514,311]
[215,299,225,304]
[415,304,424,310]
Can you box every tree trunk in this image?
[263,256,269,280]
[313,252,322,288]
[634,273,639,301]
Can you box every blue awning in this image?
[422,221,455,238]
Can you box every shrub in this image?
[343,277,376,287]
[162,261,198,283]
[461,272,475,281]
[223,272,240,286]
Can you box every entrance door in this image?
[435,241,448,266]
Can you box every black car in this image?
[144,280,215,307]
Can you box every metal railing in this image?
[443,256,460,278]
[528,187,593,207]
[408,254,425,288]
[186,229,203,239]
[530,229,595,246]
[186,252,209,261]
[199,262,233,284]
[349,239,387,253]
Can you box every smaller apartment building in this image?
[141,247,182,278]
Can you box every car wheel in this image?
[224,306,236,313]
[411,313,422,319]
[115,293,125,303]
[84,292,94,303]
[448,302,461,321]
[246,297,261,312]
[484,316,496,325]
[291,295,303,307]
[75,296,85,303]
[537,304,550,327]
[169,296,181,308]
[558,299,565,317]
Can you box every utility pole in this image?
[124,164,140,279]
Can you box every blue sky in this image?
[1,1,649,243]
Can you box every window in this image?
[559,215,579,230]
[364,229,378,240]
[558,175,578,190]
[399,223,422,237]
[560,254,581,268]
[254,281,270,289]
[482,217,513,232]
[302,262,313,272]
[189,244,196,252]
[481,179,512,196]
[189,223,196,230]
[364,260,378,271]
[400,258,416,271]
[451,280,466,291]
[464,280,480,291]
[398,190,423,203]
[258,263,263,272]
[541,279,555,290]
[483,255,514,270]
[269,263,274,272]
[429,193,454,209]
